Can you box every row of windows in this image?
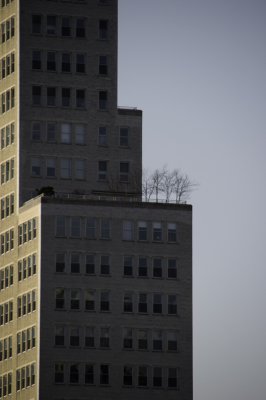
[0,373,12,397]
[16,363,36,392]
[0,229,14,255]
[55,288,178,315]
[0,264,13,291]
[31,15,108,40]
[54,363,179,389]
[30,121,130,148]
[55,252,178,279]
[1,0,14,8]
[0,87,15,114]
[56,217,178,243]
[32,85,109,110]
[0,300,13,326]
[0,157,15,185]
[17,326,36,354]
[0,193,14,220]
[18,253,37,281]
[17,290,37,317]
[32,50,108,76]
[0,51,15,80]
[54,325,179,353]
[0,122,15,149]
[1,16,15,44]
[18,218,37,245]
[31,157,87,180]
[0,335,12,361]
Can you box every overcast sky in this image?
[118,1,266,399]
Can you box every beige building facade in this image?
[0,1,192,399]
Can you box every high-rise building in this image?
[0,1,192,399]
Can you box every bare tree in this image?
[150,166,167,202]
[172,169,196,203]
[142,168,154,201]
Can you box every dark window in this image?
[138,330,148,350]
[120,127,129,146]
[71,253,80,274]
[47,87,56,106]
[76,54,85,73]
[168,295,177,315]
[153,258,162,278]
[70,327,80,346]
[99,20,108,40]
[69,364,79,384]
[98,126,107,145]
[153,294,162,314]
[123,366,132,386]
[100,365,109,385]
[76,89,85,108]
[100,292,109,312]
[85,327,94,348]
[32,50,41,69]
[76,18,85,37]
[138,366,147,387]
[168,258,177,278]
[138,257,147,277]
[100,255,110,275]
[168,368,177,388]
[55,326,65,346]
[32,122,41,141]
[70,289,80,310]
[124,293,133,313]
[47,52,56,71]
[168,223,177,242]
[55,288,65,309]
[120,162,129,182]
[99,55,108,75]
[85,365,94,384]
[56,253,65,273]
[123,328,133,349]
[123,256,133,276]
[99,90,108,110]
[98,160,107,180]
[32,86,41,105]
[61,17,71,36]
[62,53,71,72]
[153,367,162,387]
[62,88,71,107]
[153,331,162,351]
[138,293,147,313]
[100,327,109,348]
[32,15,42,34]
[54,363,64,384]
[138,221,147,241]
[86,254,95,274]
[47,15,57,35]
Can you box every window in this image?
[76,18,85,38]
[55,216,66,237]
[99,90,107,110]
[75,124,85,145]
[32,122,41,141]
[120,162,130,182]
[123,328,133,349]
[55,363,64,384]
[32,85,41,105]
[32,15,42,34]
[100,365,109,385]
[32,50,41,69]
[76,53,85,73]
[56,253,65,273]
[168,294,177,315]
[123,366,132,386]
[75,159,85,180]
[138,329,148,350]
[168,368,178,388]
[55,325,65,346]
[99,20,108,40]
[71,217,81,238]
[47,87,56,106]
[47,15,57,35]
[85,364,94,384]
[86,218,96,239]
[138,366,147,387]
[61,123,71,143]
[167,331,178,351]
[120,127,129,146]
[61,17,71,36]
[100,219,110,239]
[31,157,41,176]
[70,364,79,384]
[123,256,133,276]
[124,292,133,313]
[98,161,107,180]
[153,222,162,241]
[99,55,108,75]
[100,255,110,275]
[47,51,56,71]
[138,221,147,241]
[47,122,56,142]
[168,223,177,242]
[70,253,80,273]
[55,288,65,309]
[153,294,162,314]
[70,327,80,347]
[98,126,107,145]
[100,291,109,312]
[122,220,133,240]
[61,53,71,72]
[138,293,147,313]
[85,290,95,311]
[168,258,177,278]
[153,258,162,278]
[60,87,71,107]
[86,254,95,274]
[46,158,56,177]
[153,330,162,351]
[85,327,94,348]
[138,257,147,277]
[100,327,110,348]
[70,289,80,310]
[76,89,85,108]
[60,158,71,179]
[153,367,162,387]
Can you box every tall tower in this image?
[0,1,192,400]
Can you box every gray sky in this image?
[118,1,266,399]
